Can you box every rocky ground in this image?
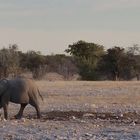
[1,81,140,140]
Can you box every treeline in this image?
[0,41,140,81]
[0,44,77,79]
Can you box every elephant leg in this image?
[30,101,41,119]
[35,105,41,119]
[15,103,27,119]
[3,104,8,120]
[1,98,9,120]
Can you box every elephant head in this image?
[0,79,9,97]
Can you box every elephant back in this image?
[8,78,29,103]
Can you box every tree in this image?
[0,44,20,78]
[127,44,140,55]
[46,54,78,80]
[20,51,46,79]
[127,44,140,80]
[100,46,133,80]
[65,40,104,80]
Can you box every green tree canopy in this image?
[100,46,133,80]
[65,40,104,80]
[126,44,140,80]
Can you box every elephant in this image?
[0,78,43,120]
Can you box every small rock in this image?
[131,121,136,126]
[56,136,67,140]
[83,113,94,118]
[91,104,96,108]
[21,118,26,122]
[3,118,7,122]
[120,114,123,117]
[14,120,18,123]
[80,120,86,123]
[84,133,93,137]
[71,116,76,120]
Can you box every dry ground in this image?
[1,81,140,139]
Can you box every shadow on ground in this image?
[17,111,140,124]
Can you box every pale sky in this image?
[0,0,140,54]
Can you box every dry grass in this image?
[35,81,140,110]
[7,80,140,119]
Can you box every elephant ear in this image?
[0,79,9,96]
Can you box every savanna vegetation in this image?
[0,41,140,81]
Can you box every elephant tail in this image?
[38,89,44,101]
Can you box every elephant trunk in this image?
[0,79,9,96]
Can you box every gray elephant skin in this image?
[0,78,43,120]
